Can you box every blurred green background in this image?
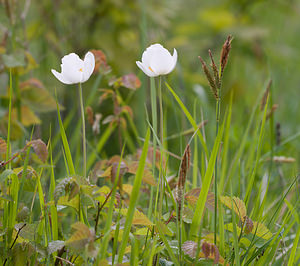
[0,0,299,168]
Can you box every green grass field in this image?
[0,0,299,265]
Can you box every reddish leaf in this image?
[185,188,215,212]
[121,73,141,90]
[0,138,7,154]
[28,139,48,163]
[91,50,111,74]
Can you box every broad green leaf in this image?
[57,195,79,211]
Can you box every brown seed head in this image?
[260,80,272,111]
[199,56,218,99]
[220,35,233,75]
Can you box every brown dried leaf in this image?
[220,196,247,222]
[65,222,94,252]
[244,216,254,234]
[121,208,153,227]
[11,106,41,126]
[28,139,48,163]
[86,106,94,125]
[128,162,156,186]
[185,188,215,212]
[202,242,220,264]
[0,138,7,154]
[93,113,102,135]
[182,240,226,265]
[182,240,197,258]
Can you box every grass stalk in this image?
[117,128,150,263]
[214,87,221,245]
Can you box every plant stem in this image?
[148,77,157,219]
[78,83,86,179]
[214,89,221,245]
[158,76,164,217]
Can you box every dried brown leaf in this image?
[185,188,215,212]
[28,139,48,163]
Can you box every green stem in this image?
[214,90,221,245]
[78,83,86,179]
[148,77,157,219]
[158,76,164,217]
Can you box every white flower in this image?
[136,43,177,77]
[51,52,95,84]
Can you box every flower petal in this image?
[148,45,175,75]
[51,69,73,84]
[136,61,157,77]
[82,51,95,83]
[61,53,83,84]
[169,48,178,73]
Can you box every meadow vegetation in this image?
[0,0,299,265]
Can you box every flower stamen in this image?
[79,68,83,72]
[148,66,154,72]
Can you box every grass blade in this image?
[189,121,224,238]
[117,128,150,263]
[166,82,208,158]
[56,95,76,176]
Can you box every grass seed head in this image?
[220,35,233,75]
[199,56,218,99]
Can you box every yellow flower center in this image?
[79,68,83,72]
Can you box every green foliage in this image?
[0,0,299,264]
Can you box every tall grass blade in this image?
[56,96,76,176]
[189,122,224,238]
[117,128,150,263]
[166,82,208,158]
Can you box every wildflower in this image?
[136,43,177,77]
[51,52,95,84]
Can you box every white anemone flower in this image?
[136,43,177,77]
[51,52,95,84]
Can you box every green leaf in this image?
[2,53,26,68]
[120,208,154,227]
[190,122,224,238]
[0,169,14,182]
[48,240,65,255]
[53,177,71,205]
